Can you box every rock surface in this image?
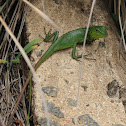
[25,0,126,125]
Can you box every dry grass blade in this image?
[118,0,126,51]
[119,20,126,59]
[0,0,16,30]
[0,114,5,126]
[5,71,10,105]
[114,0,117,14]
[41,0,46,13]
[0,16,50,126]
[121,0,126,34]
[16,8,26,42]
[104,0,126,52]
[74,0,96,126]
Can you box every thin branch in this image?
[41,0,46,13]
[119,19,126,59]
[0,114,5,126]
[118,0,126,51]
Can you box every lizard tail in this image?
[34,44,56,70]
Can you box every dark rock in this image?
[86,104,90,107]
[42,86,58,97]
[72,114,99,126]
[78,114,99,126]
[99,41,105,47]
[51,107,64,118]
[42,101,64,118]
[36,50,44,57]
[64,79,69,84]
[81,85,88,91]
[107,80,119,98]
[67,98,77,107]
[38,118,60,126]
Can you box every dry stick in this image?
[74,0,96,126]
[0,0,16,30]
[14,4,27,52]
[41,0,46,13]
[0,17,50,126]
[118,1,126,51]
[121,0,126,33]
[119,20,126,59]
[0,114,5,126]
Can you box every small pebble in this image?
[42,86,58,97]
[78,114,99,126]
[36,50,44,57]
[67,98,77,107]
[99,41,105,47]
[64,79,69,84]
[86,104,90,107]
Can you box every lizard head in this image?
[88,26,108,39]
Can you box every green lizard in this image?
[7,26,108,124]
[2,26,107,65]
[35,26,108,69]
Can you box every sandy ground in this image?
[25,0,126,125]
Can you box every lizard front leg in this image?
[72,42,82,59]
[44,28,59,44]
